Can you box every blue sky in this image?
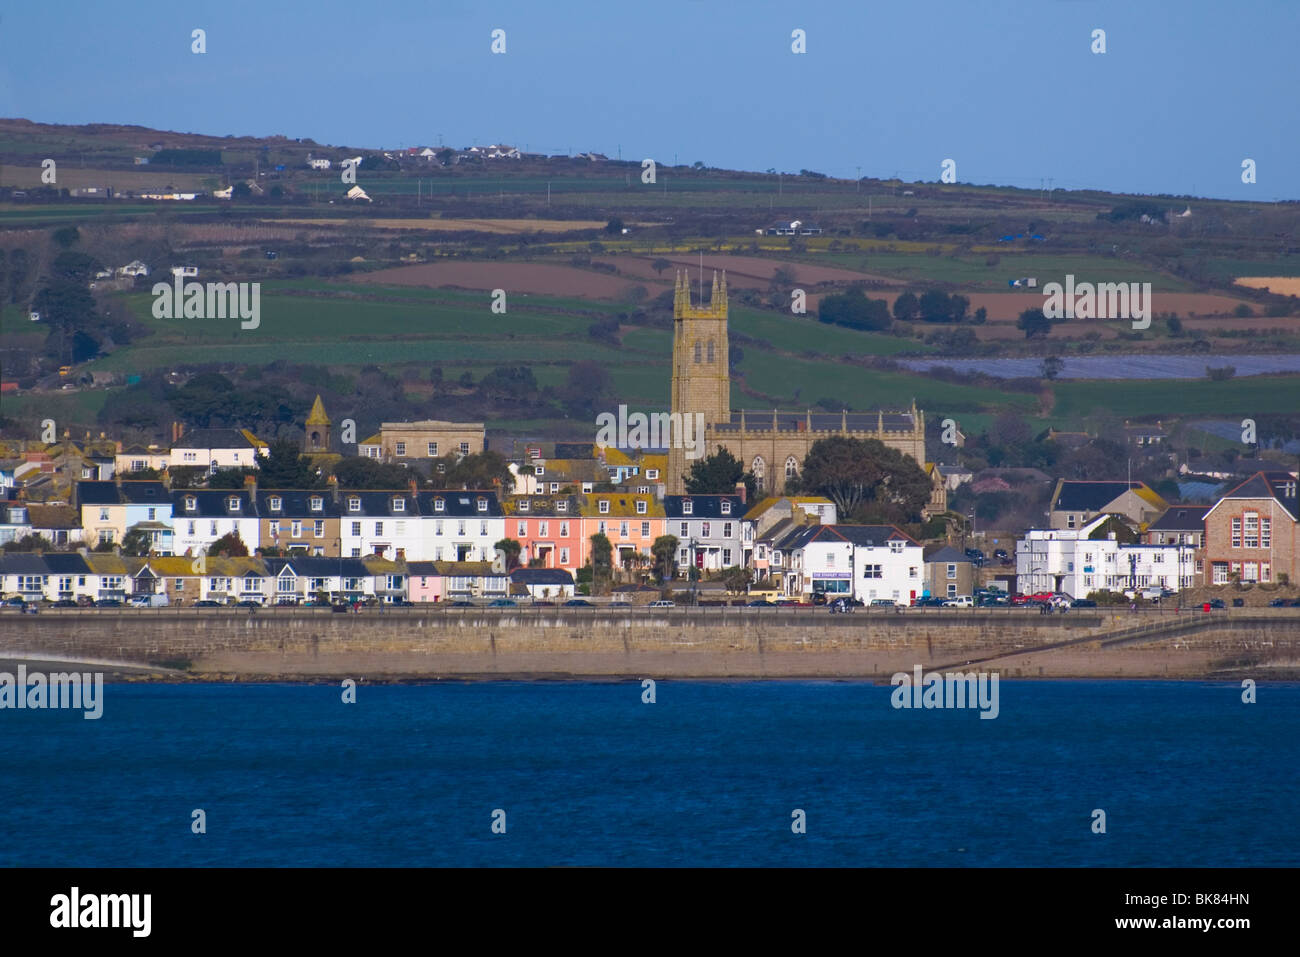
[2,0,1297,200]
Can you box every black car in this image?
[235,600,262,608]
[96,599,124,607]
[1071,598,1098,608]
[194,600,222,607]
[993,548,1009,563]
[912,596,946,608]
[447,600,476,607]
[1269,598,1289,607]
[1207,598,1226,609]
[563,599,594,607]
[52,599,78,608]
[747,599,776,607]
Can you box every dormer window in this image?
[598,500,610,514]
[228,497,241,513]
[519,500,530,512]
[269,496,282,512]
[556,501,567,513]
[434,498,445,512]
[477,498,488,512]
[348,497,361,512]
[185,496,197,511]
[535,465,545,477]
[392,497,405,512]
[721,501,732,515]
[682,501,693,515]
[309,497,323,512]
[636,500,647,515]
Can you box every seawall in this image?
[3,608,1299,680]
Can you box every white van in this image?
[129,593,170,608]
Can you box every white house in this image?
[119,260,150,278]
[779,524,924,604]
[339,490,424,561]
[308,157,331,170]
[509,568,575,600]
[171,265,198,278]
[346,185,371,202]
[416,491,505,563]
[213,186,233,199]
[171,490,261,558]
[1016,516,1197,597]
[169,428,267,471]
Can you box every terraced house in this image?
[578,492,665,571]
[415,490,504,563]
[171,488,259,557]
[1203,471,1299,586]
[663,494,748,572]
[76,480,173,549]
[501,494,583,572]
[339,489,423,560]
[256,488,342,557]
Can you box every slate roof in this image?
[1053,481,1152,511]
[262,556,372,577]
[416,491,503,517]
[339,490,420,517]
[257,489,340,517]
[174,428,260,450]
[1215,471,1300,521]
[923,545,971,563]
[172,489,256,517]
[663,495,745,519]
[76,481,123,505]
[1147,505,1210,531]
[509,568,575,585]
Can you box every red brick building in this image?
[1203,471,1299,586]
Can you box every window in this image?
[291,521,302,538]
[641,521,650,537]
[559,548,569,565]
[702,522,711,537]
[427,442,438,457]
[539,521,548,537]
[477,498,488,512]
[228,497,241,512]
[599,500,610,514]
[556,500,567,513]
[210,521,218,536]
[947,564,957,579]
[947,583,957,598]
[825,552,836,567]
[393,498,405,512]
[517,521,527,537]
[147,507,157,521]
[535,465,545,477]
[722,548,732,565]
[1262,561,1271,583]
[721,501,731,515]
[707,339,715,363]
[395,442,406,456]
[646,469,659,481]
[375,522,383,536]
[310,497,323,512]
[1067,514,1076,529]
[270,520,281,538]
[1231,517,1241,548]
[98,529,114,545]
[889,541,904,553]
[723,522,733,537]
[349,497,361,512]
[680,522,689,537]
[598,521,606,534]
[694,341,702,363]
[435,520,444,536]
[480,521,488,536]
[863,564,882,579]
[785,457,798,479]
[682,501,693,515]
[188,521,196,535]
[314,521,324,538]
[620,522,630,537]
[1262,518,1271,548]
[351,521,361,535]
[457,521,466,535]
[99,508,110,521]
[636,500,647,515]
[269,497,282,512]
[434,498,445,512]
[460,442,470,456]
[395,521,406,536]
[1244,512,1258,548]
[519,500,530,512]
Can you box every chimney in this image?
[115,440,122,453]
[78,546,89,558]
[734,481,746,505]
[409,479,419,496]
[244,474,257,497]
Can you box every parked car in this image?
[775,598,806,607]
[1071,598,1098,608]
[829,597,855,614]
[648,600,676,608]
[532,601,556,607]
[487,599,518,607]
[993,549,1009,564]
[194,599,222,607]
[52,599,78,608]
[1207,598,1226,609]
[447,600,476,607]
[870,598,896,608]
[942,595,974,608]
[1232,598,1245,608]
[96,599,124,607]
[234,599,262,608]
[608,601,632,608]
[563,599,593,607]
[129,594,170,608]
[2,596,27,608]
[747,599,775,607]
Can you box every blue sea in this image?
[2,681,1297,867]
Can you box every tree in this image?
[1017,307,1052,339]
[233,182,252,198]
[494,538,522,570]
[558,361,614,419]
[651,534,679,583]
[590,533,613,594]
[722,566,754,595]
[604,217,625,235]
[52,226,80,249]
[209,531,249,557]
[892,291,918,321]
[120,526,153,557]
[209,467,254,489]
[794,436,932,523]
[651,258,671,277]
[683,447,757,499]
[972,306,987,325]
[257,438,323,488]
[818,287,892,331]
[438,450,513,489]
[331,457,412,489]
[5,533,53,552]
[1041,355,1064,380]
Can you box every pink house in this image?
[501,495,584,572]
[406,561,509,602]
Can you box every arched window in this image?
[785,456,799,479]
[707,339,715,363]
[694,341,702,363]
[752,456,766,494]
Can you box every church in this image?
[665,270,931,497]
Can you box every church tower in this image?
[304,395,331,453]
[668,270,730,493]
